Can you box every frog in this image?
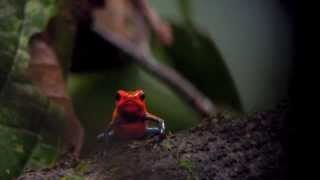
[97,89,165,142]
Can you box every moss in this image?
[178,159,194,174]
[161,139,174,151]
[60,175,85,180]
[25,143,58,170]
[74,161,90,175]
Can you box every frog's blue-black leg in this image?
[97,129,114,142]
[97,119,119,143]
[145,127,162,137]
[144,113,166,141]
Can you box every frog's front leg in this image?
[97,119,118,143]
[144,113,166,141]
[145,127,162,137]
[97,120,116,143]
[97,129,114,143]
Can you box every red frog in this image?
[97,89,165,142]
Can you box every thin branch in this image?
[93,27,217,117]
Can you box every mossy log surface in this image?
[18,103,288,180]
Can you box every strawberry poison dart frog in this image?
[97,89,165,141]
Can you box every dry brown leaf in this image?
[27,33,84,157]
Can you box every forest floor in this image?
[18,102,289,180]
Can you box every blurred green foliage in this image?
[0,0,24,90]
[0,0,245,177]
[11,0,57,82]
[67,0,241,152]
[0,0,62,179]
[163,23,242,111]
[0,82,64,179]
[152,0,292,112]
[151,0,242,111]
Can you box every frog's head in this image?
[115,89,147,118]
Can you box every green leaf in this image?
[0,125,38,179]
[151,0,292,112]
[0,0,25,90]
[0,82,64,179]
[164,24,243,111]
[150,0,242,111]
[11,0,57,83]
[25,143,58,170]
[0,0,63,179]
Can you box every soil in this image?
[18,102,288,180]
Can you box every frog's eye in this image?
[139,93,145,101]
[116,92,121,101]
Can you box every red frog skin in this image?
[97,89,165,141]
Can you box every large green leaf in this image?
[150,0,293,112]
[163,24,243,111]
[149,0,242,111]
[0,0,25,90]
[0,82,64,179]
[0,0,63,179]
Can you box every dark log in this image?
[18,103,288,180]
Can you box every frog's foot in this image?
[128,141,146,149]
[145,127,166,143]
[97,130,114,143]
